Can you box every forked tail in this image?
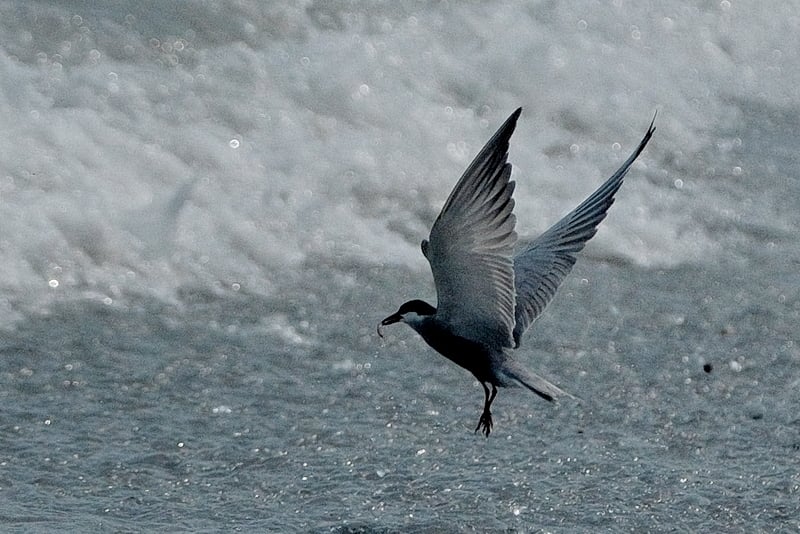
[499,360,577,402]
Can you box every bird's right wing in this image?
[511,116,656,347]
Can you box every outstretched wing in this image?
[512,116,656,347]
[422,108,522,349]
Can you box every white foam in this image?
[0,2,794,324]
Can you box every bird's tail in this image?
[499,360,577,403]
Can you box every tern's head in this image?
[377,299,436,337]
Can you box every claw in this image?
[474,411,493,437]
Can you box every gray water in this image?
[1,2,799,532]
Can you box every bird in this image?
[378,107,655,436]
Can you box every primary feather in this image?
[512,118,656,347]
[422,108,522,350]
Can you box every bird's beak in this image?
[377,313,401,338]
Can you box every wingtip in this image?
[646,110,657,137]
[491,108,523,148]
[633,111,657,156]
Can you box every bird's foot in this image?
[475,410,493,437]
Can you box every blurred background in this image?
[0,1,797,531]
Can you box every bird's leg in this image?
[475,383,498,437]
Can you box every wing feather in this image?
[423,108,522,349]
[512,116,656,347]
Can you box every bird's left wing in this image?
[421,108,521,349]
[511,116,656,347]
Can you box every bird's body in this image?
[379,108,655,436]
[401,308,499,386]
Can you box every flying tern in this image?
[379,108,655,436]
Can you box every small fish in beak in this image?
[377,312,402,338]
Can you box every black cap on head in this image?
[397,299,436,316]
[377,299,436,337]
